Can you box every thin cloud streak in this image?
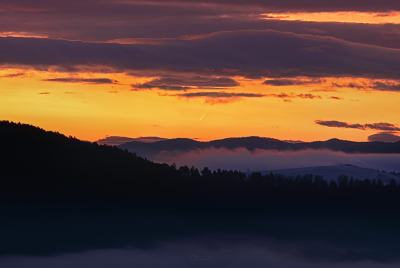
[332,81,400,92]
[167,91,323,103]
[43,78,118,84]
[131,76,239,91]
[263,78,323,86]
[315,120,400,131]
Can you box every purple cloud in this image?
[328,96,344,100]
[316,120,400,131]
[175,92,264,98]
[131,76,239,91]
[3,30,400,80]
[43,78,118,84]
[263,78,323,86]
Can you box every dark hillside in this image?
[0,120,176,198]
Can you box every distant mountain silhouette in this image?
[96,136,168,146]
[119,136,400,157]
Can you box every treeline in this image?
[246,172,398,190]
[390,171,400,177]
[173,164,398,191]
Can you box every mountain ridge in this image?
[118,136,400,157]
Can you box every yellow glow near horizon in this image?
[263,12,400,24]
[0,68,399,143]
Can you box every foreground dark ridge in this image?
[119,136,400,157]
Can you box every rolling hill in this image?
[119,136,400,159]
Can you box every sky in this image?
[1,0,400,142]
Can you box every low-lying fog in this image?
[2,235,400,268]
[150,148,400,172]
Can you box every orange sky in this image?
[263,11,400,24]
[1,68,399,142]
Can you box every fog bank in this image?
[2,236,400,268]
[151,148,400,172]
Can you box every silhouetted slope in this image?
[119,136,400,157]
[0,120,175,197]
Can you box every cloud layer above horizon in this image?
[1,0,400,142]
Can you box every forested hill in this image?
[119,136,400,157]
[0,120,177,195]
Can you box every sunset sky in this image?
[1,0,400,142]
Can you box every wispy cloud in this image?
[316,120,400,131]
[176,92,264,98]
[328,96,344,100]
[263,78,323,86]
[131,76,239,91]
[0,72,25,78]
[43,78,118,84]
[169,91,323,104]
[332,81,400,92]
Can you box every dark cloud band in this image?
[131,76,239,91]
[316,120,400,131]
[43,78,118,84]
[263,78,323,86]
[2,30,400,79]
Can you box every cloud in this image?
[131,76,239,91]
[296,93,322,99]
[328,96,344,100]
[3,30,400,79]
[315,120,400,131]
[171,91,265,104]
[38,92,50,94]
[265,93,322,99]
[310,89,338,92]
[168,91,322,103]
[43,78,118,84]
[332,82,366,89]
[4,1,400,54]
[332,81,400,92]
[368,132,400,143]
[0,72,25,78]
[263,78,323,86]
[174,92,264,98]
[370,81,400,92]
